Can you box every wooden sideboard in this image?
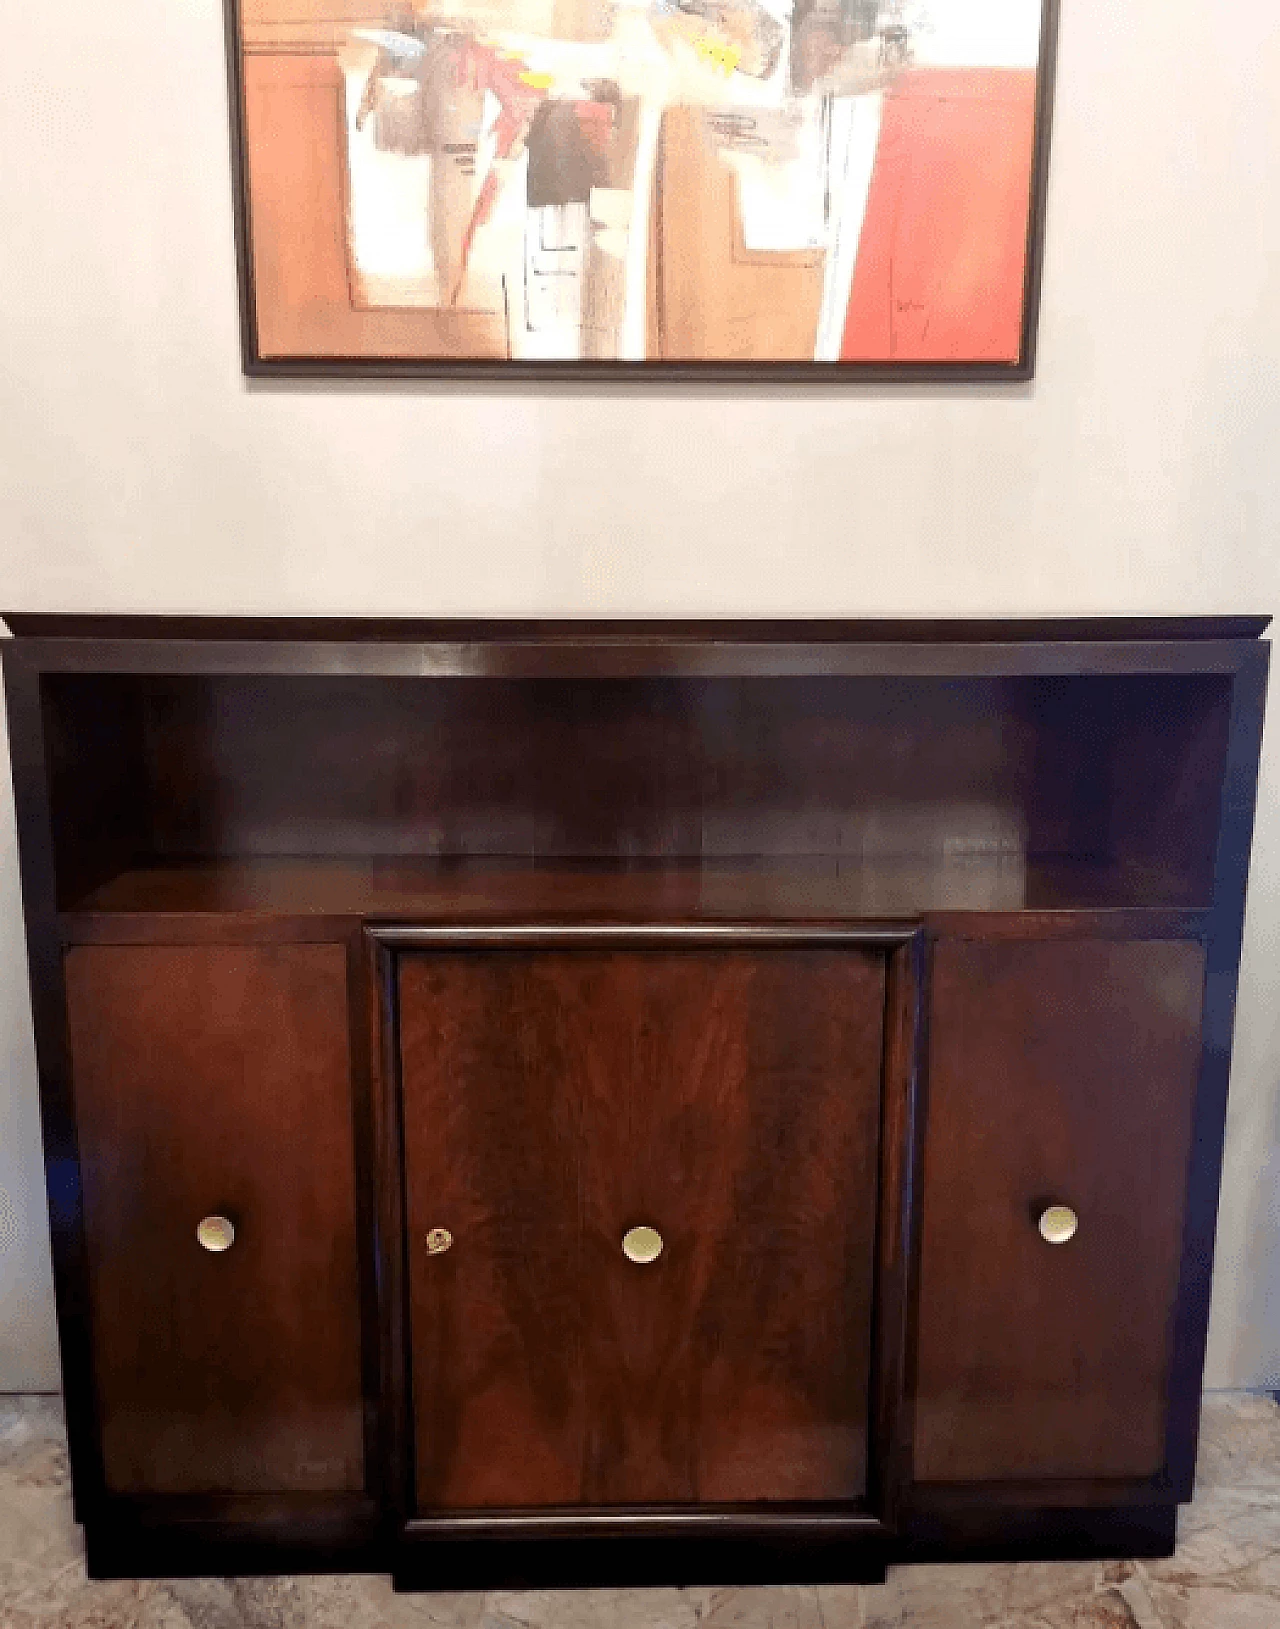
[1,614,1269,1588]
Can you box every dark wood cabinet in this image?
[1,614,1269,1587]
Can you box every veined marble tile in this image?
[484,1586,722,1629]
[1193,1394,1280,1492]
[862,1560,1010,1627]
[1143,1580,1280,1629]
[1147,1488,1280,1584]
[694,1584,832,1628]
[0,1393,65,1473]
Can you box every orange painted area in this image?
[841,68,1038,364]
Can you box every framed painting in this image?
[224,0,1059,378]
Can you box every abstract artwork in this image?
[227,0,1057,375]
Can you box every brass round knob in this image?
[1038,1204,1079,1245]
[196,1215,235,1253]
[622,1225,663,1265]
[425,1227,453,1256]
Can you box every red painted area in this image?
[840,68,1038,364]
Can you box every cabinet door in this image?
[400,946,886,1509]
[65,943,365,1495]
[915,938,1205,1484]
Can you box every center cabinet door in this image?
[398,945,887,1511]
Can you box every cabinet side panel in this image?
[66,942,365,1494]
[915,937,1205,1483]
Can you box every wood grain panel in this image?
[65,943,365,1495]
[400,947,886,1508]
[124,670,1221,883]
[915,938,1206,1483]
[576,949,886,1503]
[61,855,1212,929]
[400,952,586,1508]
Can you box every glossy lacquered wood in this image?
[4,614,1269,643]
[35,666,1239,919]
[1,615,1268,1585]
[64,943,366,1494]
[60,855,1215,925]
[10,636,1262,681]
[914,937,1207,1485]
[399,944,886,1508]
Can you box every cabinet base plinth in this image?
[80,1505,1178,1586]
[897,1503,1178,1563]
[394,1531,889,1592]
[82,1516,389,1582]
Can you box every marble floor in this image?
[1,1394,1278,1629]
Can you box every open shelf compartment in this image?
[43,671,1232,919]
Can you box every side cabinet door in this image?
[65,943,366,1495]
[399,946,887,1509]
[915,938,1206,1485]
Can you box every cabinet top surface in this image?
[0,614,1271,645]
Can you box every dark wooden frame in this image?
[220,0,1061,382]
[1,613,1269,1585]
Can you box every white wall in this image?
[1,0,1278,1390]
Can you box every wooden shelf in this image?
[35,667,1234,922]
[61,853,1209,925]
[6,612,1269,643]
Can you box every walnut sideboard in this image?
[1,615,1270,1589]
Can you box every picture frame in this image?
[223,0,1060,379]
